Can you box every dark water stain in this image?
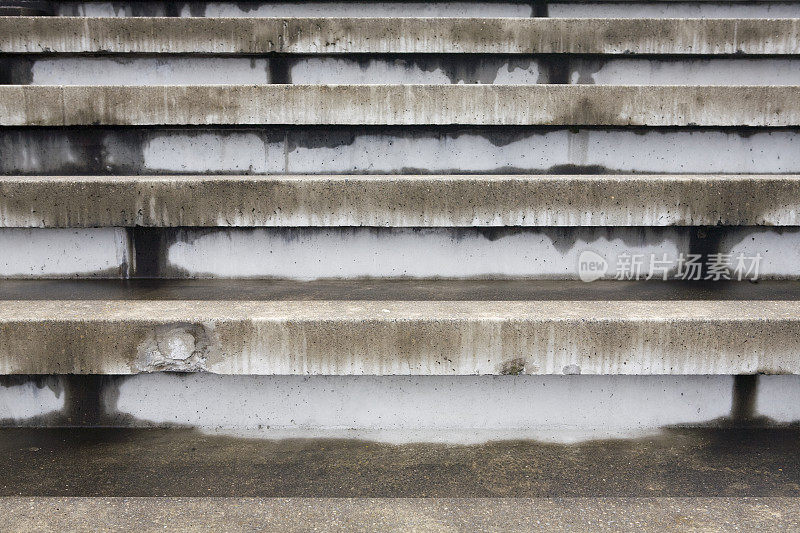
[688,226,727,280]
[127,227,170,279]
[0,57,33,85]
[731,374,759,423]
[268,56,291,84]
[0,425,798,497]
[0,375,133,427]
[0,372,796,496]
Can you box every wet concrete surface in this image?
[0,279,798,301]
[0,427,798,497]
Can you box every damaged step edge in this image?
[1,298,800,375]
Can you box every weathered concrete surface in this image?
[2,175,800,227]
[1,295,800,374]
[2,497,800,532]
[1,17,799,55]
[1,427,799,496]
[2,85,799,126]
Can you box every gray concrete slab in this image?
[1,17,798,55]
[1,280,799,374]
[2,497,800,531]
[0,427,798,497]
[2,85,799,126]
[3,174,800,227]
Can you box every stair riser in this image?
[3,127,799,175]
[3,374,799,438]
[0,226,794,279]
[3,17,799,54]
[5,57,800,86]
[11,1,799,19]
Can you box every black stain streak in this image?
[268,57,292,84]
[531,0,548,17]
[731,374,759,424]
[688,226,728,280]
[128,227,169,279]
[0,375,130,427]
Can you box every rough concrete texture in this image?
[1,426,799,497]
[2,85,799,126]
[1,17,799,55]
[1,290,800,374]
[2,174,800,227]
[2,497,800,532]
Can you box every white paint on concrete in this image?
[289,58,543,85]
[21,56,800,87]
[3,226,800,279]
[29,58,270,86]
[59,1,532,17]
[198,2,533,17]
[140,130,800,175]
[144,133,274,173]
[165,228,685,279]
[113,374,737,443]
[756,376,800,423]
[571,59,800,86]
[549,2,800,18]
[725,229,800,279]
[0,379,63,422]
[0,228,128,278]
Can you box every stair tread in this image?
[0,279,798,301]
[3,174,800,227]
[2,16,798,55]
[3,85,800,126]
[1,280,798,375]
[5,495,797,532]
[0,85,800,127]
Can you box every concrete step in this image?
[1,16,798,55]
[0,426,798,497]
[2,498,800,532]
[1,280,799,375]
[3,84,799,127]
[2,174,799,228]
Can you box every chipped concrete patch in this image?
[136,323,215,372]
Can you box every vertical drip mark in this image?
[730,374,759,424]
[268,57,292,85]
[532,0,549,17]
[128,227,168,278]
[688,226,727,280]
